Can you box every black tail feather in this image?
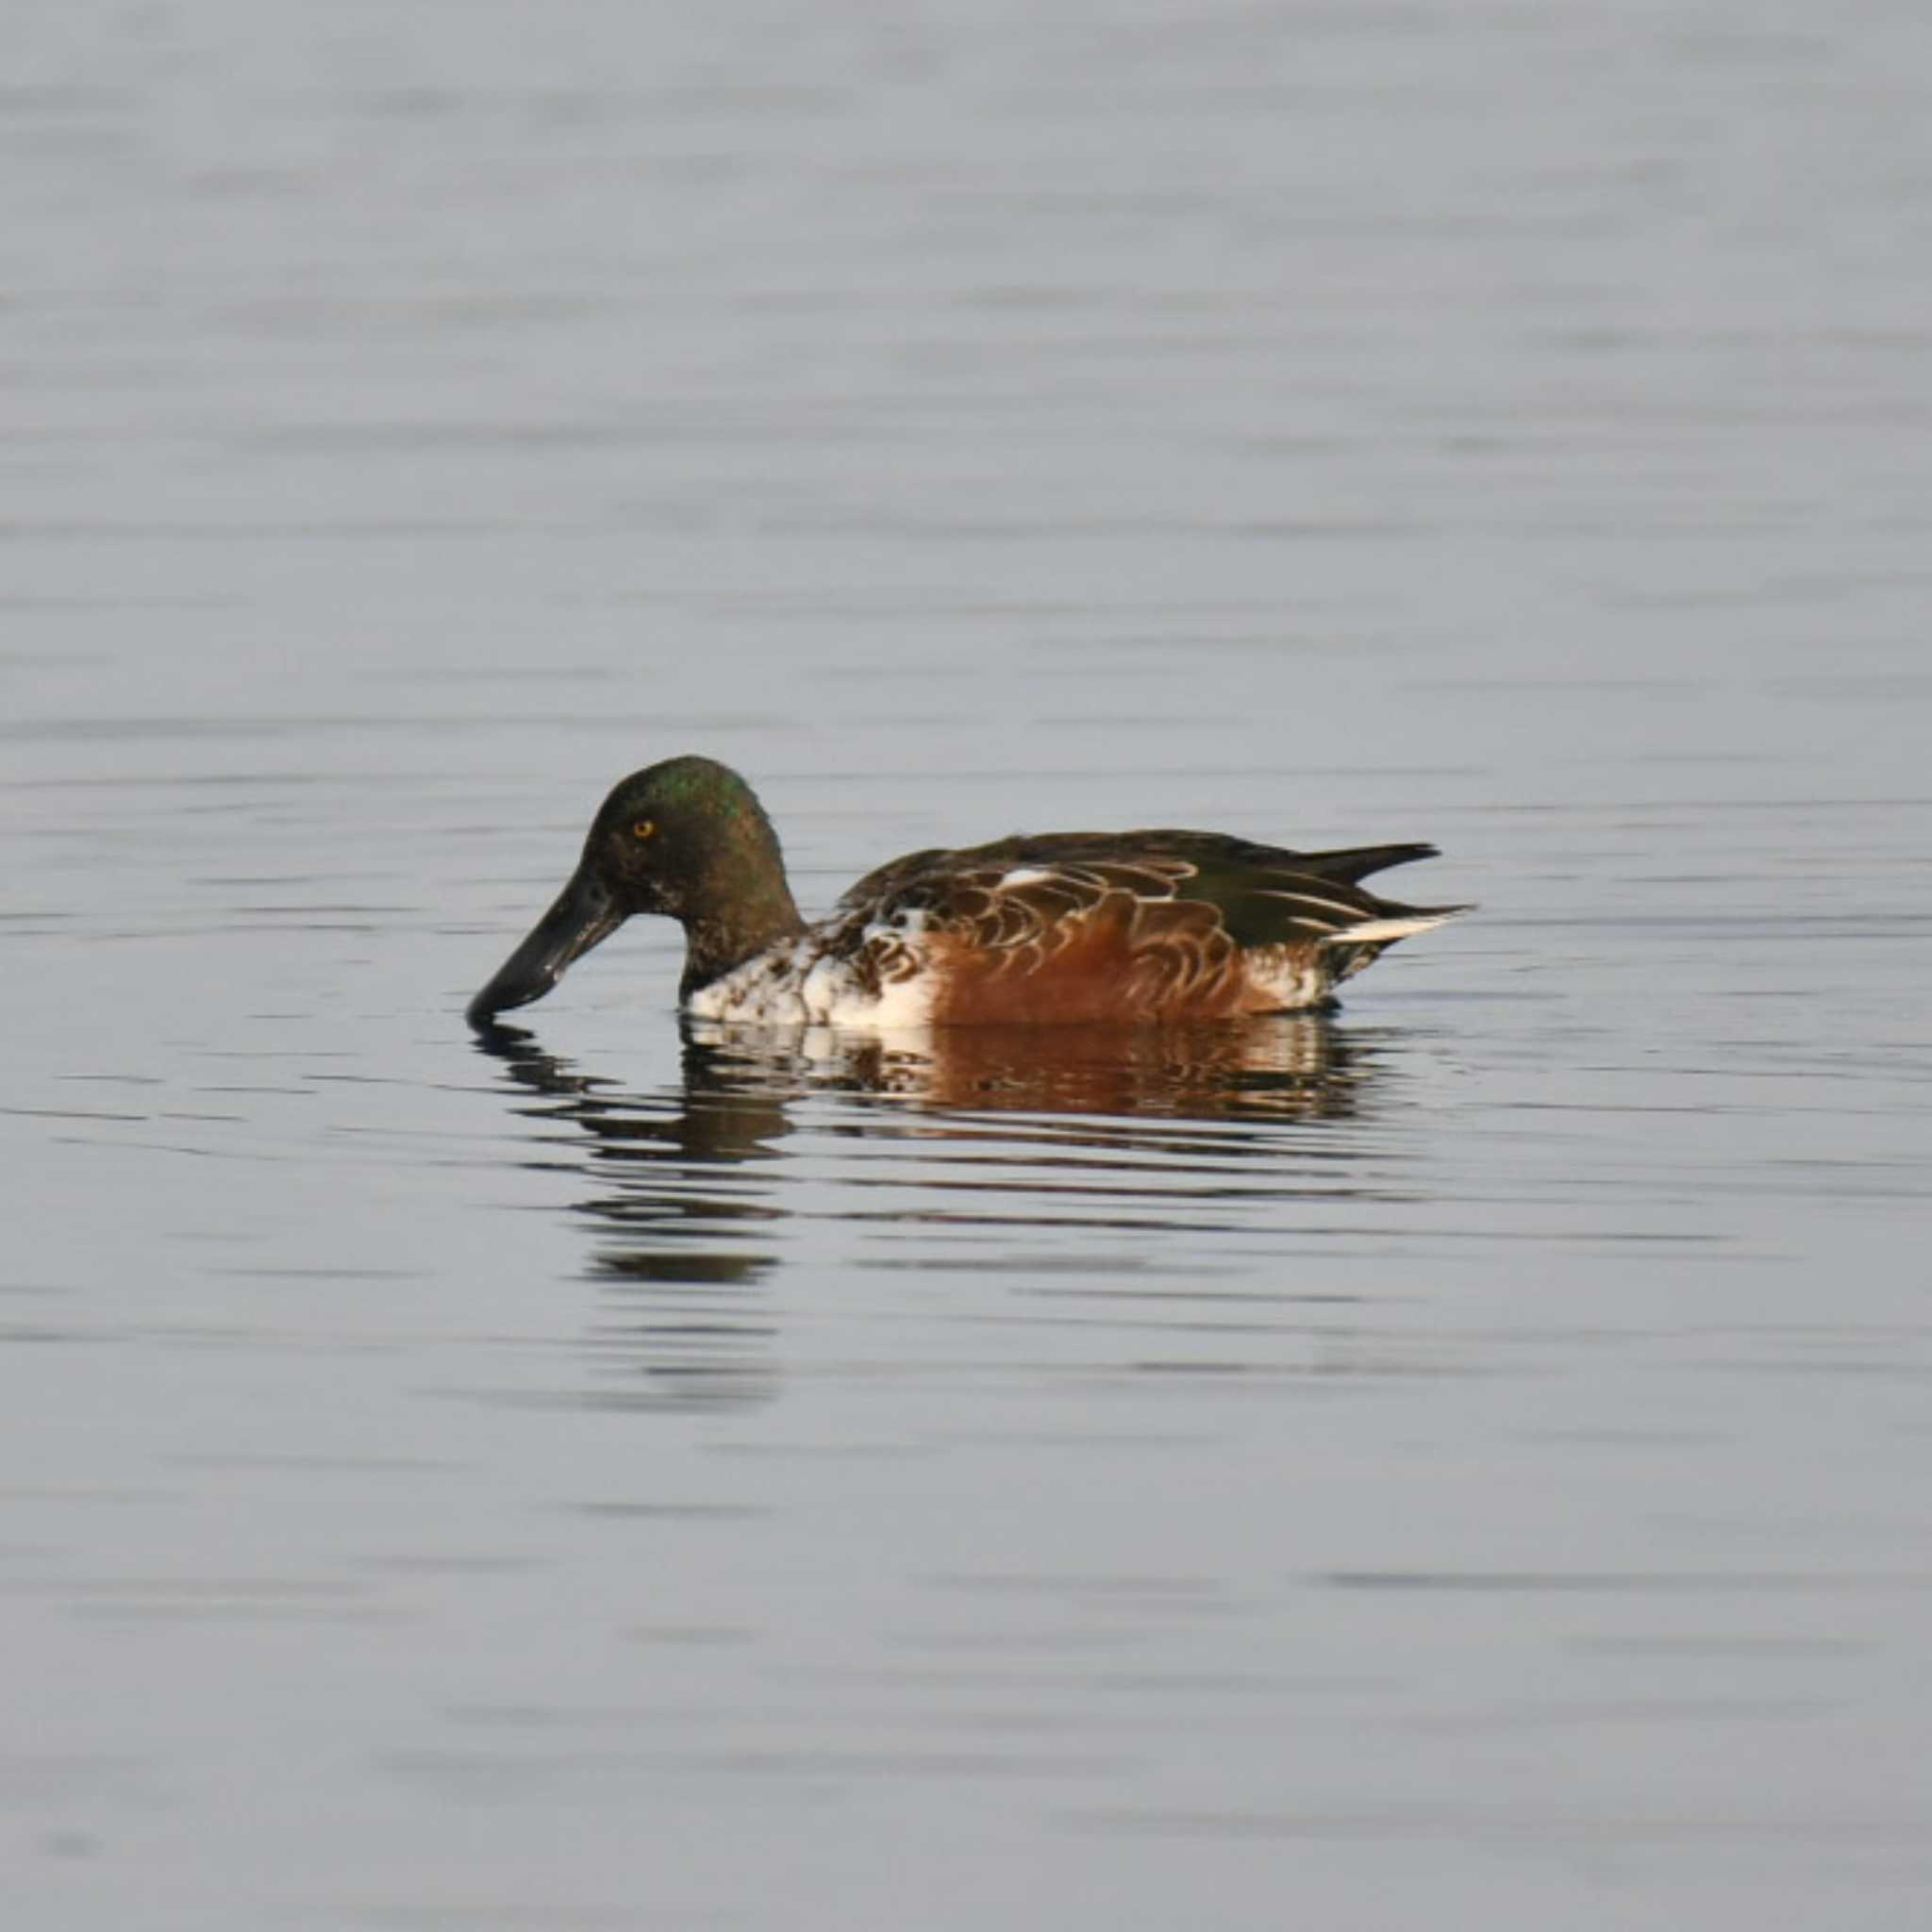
[1298,841,1440,886]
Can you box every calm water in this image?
[8,3,1932,1926]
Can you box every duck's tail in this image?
[1298,841,1441,886]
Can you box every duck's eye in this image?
[632,820,656,841]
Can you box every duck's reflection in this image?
[472,1013,1389,1407]
[684,1013,1372,1125]
[473,1019,792,1410]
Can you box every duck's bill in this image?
[467,867,624,1028]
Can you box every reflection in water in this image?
[683,1012,1374,1125]
[473,1015,1401,1406]
[474,1021,794,1409]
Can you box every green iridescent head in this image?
[467,757,802,1026]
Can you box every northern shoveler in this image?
[466,756,1471,1031]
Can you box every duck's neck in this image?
[677,831,807,1001]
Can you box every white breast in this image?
[684,914,938,1030]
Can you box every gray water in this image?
[8,3,1932,1926]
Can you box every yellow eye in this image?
[632,819,656,841]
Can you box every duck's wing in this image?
[839,831,1457,947]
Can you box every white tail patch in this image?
[1253,887,1376,924]
[1318,908,1471,947]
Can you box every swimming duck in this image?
[466,756,1469,1031]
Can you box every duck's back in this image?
[828,830,1465,1025]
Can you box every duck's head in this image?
[466,756,799,1029]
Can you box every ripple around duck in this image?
[470,1012,1430,1220]
[444,1010,1496,1407]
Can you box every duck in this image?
[466,756,1470,1031]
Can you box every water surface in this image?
[7,3,1932,1927]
